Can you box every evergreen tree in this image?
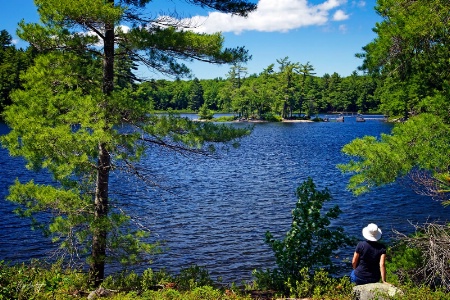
[357,0,450,118]
[276,57,300,118]
[340,0,450,203]
[1,0,256,286]
[0,29,33,113]
[255,178,352,294]
[188,78,204,111]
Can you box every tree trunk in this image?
[90,142,111,286]
[89,0,115,286]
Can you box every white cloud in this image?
[172,0,349,34]
[11,39,18,45]
[116,25,130,34]
[333,10,349,21]
[352,0,366,8]
[83,25,130,38]
[338,24,347,33]
[317,0,346,11]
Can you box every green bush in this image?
[140,288,183,300]
[213,115,236,122]
[140,286,252,300]
[0,260,89,299]
[1,259,450,299]
[198,104,214,120]
[176,265,214,291]
[140,268,173,291]
[262,113,282,122]
[392,284,448,300]
[253,177,353,296]
[387,242,424,286]
[387,223,450,290]
[103,270,141,291]
[285,268,353,299]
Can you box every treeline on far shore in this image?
[0,28,380,121]
[125,61,380,120]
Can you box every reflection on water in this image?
[0,115,448,283]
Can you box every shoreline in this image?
[194,118,315,123]
[234,119,313,123]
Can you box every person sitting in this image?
[350,223,387,285]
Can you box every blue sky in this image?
[1,0,381,79]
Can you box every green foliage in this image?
[387,223,450,290]
[140,268,174,290]
[2,260,450,299]
[198,103,214,120]
[392,285,449,300]
[1,0,255,286]
[261,112,282,122]
[0,260,89,300]
[1,51,161,266]
[340,0,450,204]
[133,62,380,117]
[103,271,142,292]
[213,115,237,122]
[339,113,450,199]
[0,29,34,115]
[102,268,174,294]
[358,0,450,117]
[253,178,353,295]
[140,285,252,300]
[188,78,205,111]
[286,268,353,299]
[176,265,214,291]
[0,30,34,114]
[386,242,424,286]
[253,267,353,299]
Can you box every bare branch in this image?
[407,170,450,203]
[392,221,450,290]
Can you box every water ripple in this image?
[1,117,449,283]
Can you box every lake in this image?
[0,114,448,283]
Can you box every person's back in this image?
[354,240,386,283]
[350,223,387,285]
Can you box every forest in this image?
[131,61,380,119]
[0,28,380,120]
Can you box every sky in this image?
[1,0,382,80]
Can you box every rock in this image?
[87,287,115,299]
[352,283,402,300]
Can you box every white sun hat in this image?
[362,223,382,241]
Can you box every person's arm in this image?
[352,252,360,269]
[379,253,387,283]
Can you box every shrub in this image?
[140,268,174,290]
[253,177,353,295]
[262,113,282,122]
[213,115,237,122]
[285,268,353,299]
[388,222,450,290]
[176,265,214,291]
[198,104,214,120]
[386,241,423,286]
[0,260,89,299]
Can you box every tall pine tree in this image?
[340,0,450,203]
[1,0,256,286]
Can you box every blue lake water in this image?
[0,115,448,283]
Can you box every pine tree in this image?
[1,0,256,286]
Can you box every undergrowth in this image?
[1,260,449,299]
